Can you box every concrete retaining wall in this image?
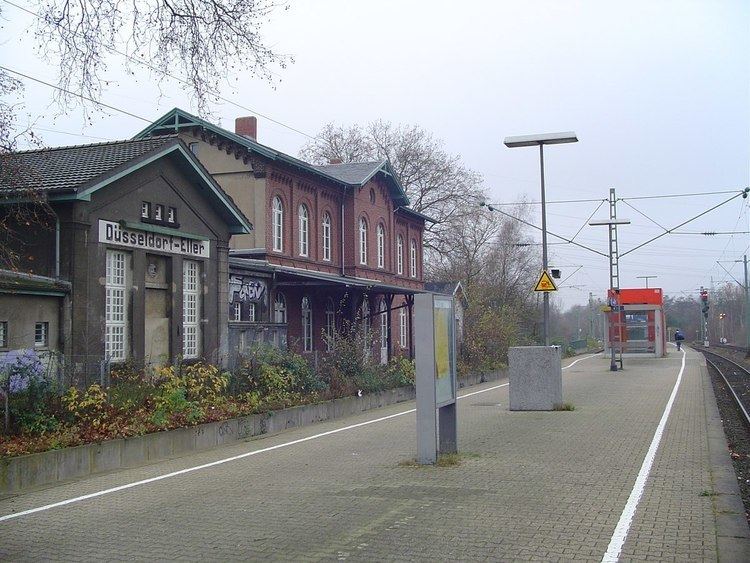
[1,371,504,495]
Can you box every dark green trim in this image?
[0,289,67,297]
[119,221,210,241]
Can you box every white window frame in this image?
[397,235,403,275]
[105,249,129,362]
[155,204,163,221]
[410,239,417,278]
[0,321,7,348]
[322,212,331,262]
[167,207,176,224]
[248,302,256,323]
[272,196,284,252]
[141,202,150,219]
[34,322,48,349]
[302,295,313,352]
[399,307,407,348]
[325,298,335,351]
[359,217,368,265]
[233,302,241,322]
[379,300,388,353]
[298,204,309,257]
[274,292,287,324]
[183,260,202,359]
[377,224,385,269]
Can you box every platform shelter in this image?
[606,287,667,358]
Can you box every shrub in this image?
[62,384,109,429]
[233,346,323,403]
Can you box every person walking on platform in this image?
[674,329,685,351]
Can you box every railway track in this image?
[699,348,750,426]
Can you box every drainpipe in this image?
[340,195,346,277]
[55,212,61,278]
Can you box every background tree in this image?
[299,120,485,266]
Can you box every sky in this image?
[1,0,748,309]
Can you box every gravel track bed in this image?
[696,346,750,525]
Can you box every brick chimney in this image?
[328,158,343,164]
[235,116,257,140]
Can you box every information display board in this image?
[433,295,456,407]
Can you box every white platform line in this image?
[0,382,509,523]
[601,347,687,562]
[1,353,598,523]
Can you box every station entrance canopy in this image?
[606,288,667,358]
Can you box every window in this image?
[274,292,287,323]
[155,204,164,221]
[189,142,199,155]
[233,302,241,322]
[397,235,403,275]
[325,298,335,351]
[141,202,151,219]
[105,250,129,361]
[361,297,371,351]
[359,217,368,265]
[272,196,284,252]
[0,321,6,348]
[298,204,309,257]
[302,295,313,352]
[248,302,256,323]
[34,322,49,348]
[377,224,385,269]
[410,239,417,278]
[379,299,388,356]
[399,307,407,348]
[322,212,332,262]
[369,188,376,204]
[183,260,202,359]
[168,207,177,224]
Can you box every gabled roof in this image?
[133,108,413,208]
[0,137,174,194]
[0,137,252,234]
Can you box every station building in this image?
[0,136,252,372]
[606,287,667,358]
[135,109,430,363]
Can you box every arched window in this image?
[322,212,332,262]
[273,292,287,324]
[359,217,368,265]
[298,204,309,257]
[397,235,403,275]
[379,298,388,363]
[410,239,417,278]
[377,224,385,269]
[361,296,371,345]
[272,196,283,252]
[302,295,313,352]
[399,307,407,348]
[325,297,335,351]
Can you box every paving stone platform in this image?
[0,348,748,561]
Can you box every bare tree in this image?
[0,0,290,145]
[299,120,485,261]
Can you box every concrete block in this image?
[145,431,173,461]
[0,457,21,494]
[237,416,254,440]
[284,406,300,430]
[193,422,217,450]
[56,445,91,482]
[91,439,122,474]
[19,450,58,490]
[122,436,147,466]
[508,346,562,411]
[215,419,238,445]
[171,427,195,456]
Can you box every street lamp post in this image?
[589,217,631,371]
[504,132,578,346]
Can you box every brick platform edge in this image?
[0,370,505,495]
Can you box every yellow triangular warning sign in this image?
[534,270,558,292]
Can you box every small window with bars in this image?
[35,322,49,348]
[105,250,129,361]
[183,260,202,358]
[0,321,8,348]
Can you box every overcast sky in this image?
[2,0,748,309]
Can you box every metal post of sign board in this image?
[415,293,458,465]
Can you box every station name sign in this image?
[98,220,210,258]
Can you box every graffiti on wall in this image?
[229,275,266,303]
